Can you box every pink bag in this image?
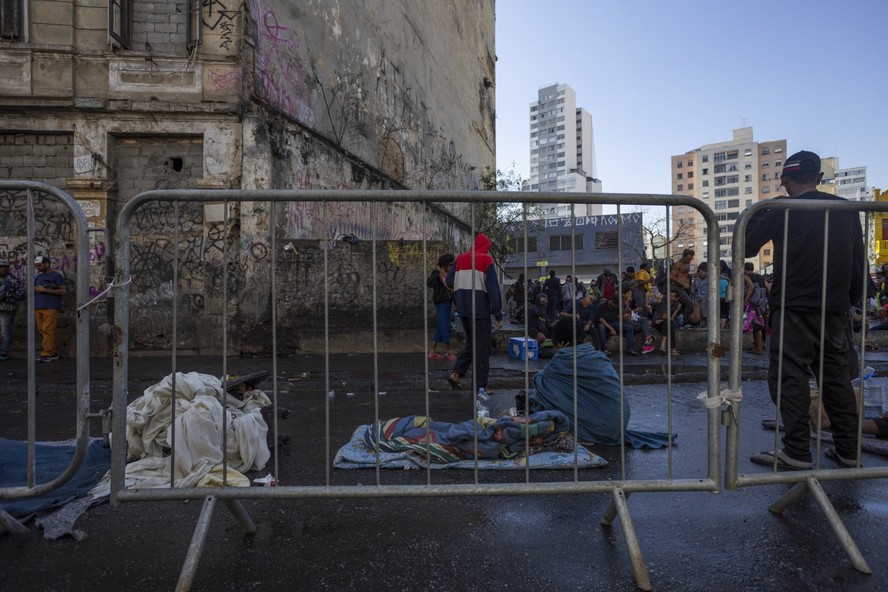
[743,304,762,333]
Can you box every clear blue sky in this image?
[495,1,888,195]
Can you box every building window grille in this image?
[550,234,584,251]
[593,231,617,250]
[507,236,537,254]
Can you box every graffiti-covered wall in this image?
[244,0,496,192]
[0,0,494,354]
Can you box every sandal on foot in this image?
[750,449,812,470]
[446,373,463,390]
[825,447,861,468]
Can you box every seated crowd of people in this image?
[505,252,777,359]
[507,264,693,358]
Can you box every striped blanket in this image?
[362,411,571,464]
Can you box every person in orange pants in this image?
[33,255,66,362]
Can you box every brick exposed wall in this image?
[115,136,204,201]
[0,133,74,189]
[132,1,189,55]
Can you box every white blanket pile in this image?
[120,371,271,489]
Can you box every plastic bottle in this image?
[476,388,490,418]
[852,367,880,417]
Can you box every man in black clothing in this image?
[593,296,635,355]
[508,273,526,323]
[560,293,597,343]
[527,294,553,345]
[543,270,561,322]
[745,150,865,470]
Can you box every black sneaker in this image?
[39,355,59,363]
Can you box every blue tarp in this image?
[0,438,111,519]
[530,343,674,449]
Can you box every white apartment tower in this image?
[834,166,869,201]
[529,83,602,217]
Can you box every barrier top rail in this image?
[118,188,713,207]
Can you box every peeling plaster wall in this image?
[0,1,495,354]
[236,113,466,353]
[244,0,496,190]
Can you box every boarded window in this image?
[0,0,22,39]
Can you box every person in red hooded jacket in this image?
[444,233,503,391]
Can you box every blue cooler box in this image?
[509,337,539,361]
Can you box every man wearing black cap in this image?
[745,150,865,470]
[33,255,67,362]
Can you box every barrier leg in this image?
[599,491,623,527]
[0,508,30,534]
[604,489,651,591]
[805,477,872,574]
[175,495,217,592]
[768,481,809,514]
[223,498,257,534]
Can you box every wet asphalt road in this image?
[1,351,887,591]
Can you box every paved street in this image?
[1,349,887,591]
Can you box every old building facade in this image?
[0,1,495,354]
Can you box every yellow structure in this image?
[876,188,887,267]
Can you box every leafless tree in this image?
[477,165,544,273]
[624,205,697,264]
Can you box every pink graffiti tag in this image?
[245,4,314,125]
[208,68,241,91]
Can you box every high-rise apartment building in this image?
[670,127,786,268]
[834,166,870,201]
[529,83,602,217]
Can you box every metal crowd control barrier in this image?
[110,189,723,591]
[0,181,91,534]
[726,197,888,574]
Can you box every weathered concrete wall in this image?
[244,0,495,191]
[0,0,495,354]
[236,112,466,352]
[114,136,207,351]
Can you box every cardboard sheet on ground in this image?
[334,414,608,470]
